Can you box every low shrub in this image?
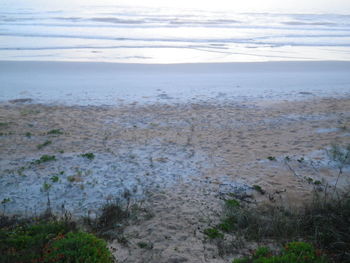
[85,201,130,240]
[219,191,350,261]
[43,231,113,263]
[0,221,73,262]
[233,242,328,263]
[0,219,113,263]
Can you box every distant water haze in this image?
[1,0,350,63]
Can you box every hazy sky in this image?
[2,0,350,13]
[116,0,350,13]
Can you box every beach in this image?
[2,0,350,260]
[1,63,350,261]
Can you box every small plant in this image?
[50,175,59,183]
[306,177,314,184]
[81,152,95,160]
[204,228,224,239]
[218,218,236,232]
[328,144,350,172]
[17,166,26,177]
[25,132,32,138]
[37,140,52,150]
[1,198,11,204]
[314,180,322,185]
[252,185,266,195]
[0,122,9,128]
[253,246,271,258]
[84,201,131,240]
[67,176,76,182]
[284,156,291,161]
[267,156,276,161]
[20,109,40,116]
[47,129,63,135]
[42,182,52,192]
[297,157,305,163]
[225,199,240,208]
[137,241,153,249]
[1,198,11,214]
[32,155,56,165]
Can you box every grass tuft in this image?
[47,129,63,135]
[37,140,52,150]
[31,155,56,165]
[80,152,95,160]
[204,227,224,239]
[267,156,276,161]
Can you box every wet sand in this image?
[1,97,350,262]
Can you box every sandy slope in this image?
[1,97,350,262]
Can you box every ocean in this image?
[1,1,350,63]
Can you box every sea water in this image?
[1,0,350,63]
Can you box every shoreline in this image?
[1,60,350,106]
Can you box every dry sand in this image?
[1,97,350,262]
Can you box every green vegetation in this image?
[47,129,63,135]
[1,198,11,205]
[67,176,76,182]
[314,180,322,185]
[204,228,224,239]
[37,140,52,150]
[137,241,153,249]
[0,220,113,263]
[81,152,95,160]
[328,144,350,175]
[232,242,328,263]
[25,132,32,138]
[43,231,113,263]
[50,175,59,183]
[42,182,52,192]
[85,201,131,240]
[267,156,276,161]
[1,198,11,214]
[214,190,350,262]
[252,185,265,195]
[0,122,11,136]
[0,122,9,128]
[297,157,305,163]
[31,155,56,165]
[20,109,40,116]
[225,199,240,208]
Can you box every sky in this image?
[72,0,350,13]
[115,0,350,13]
[2,0,350,13]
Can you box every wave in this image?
[1,6,350,62]
[282,21,338,26]
[1,32,350,48]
